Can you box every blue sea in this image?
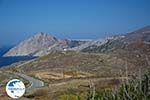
[0,56,35,67]
[0,47,35,67]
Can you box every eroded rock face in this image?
[4,32,87,57]
[4,32,68,57]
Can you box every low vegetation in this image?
[87,74,150,100]
[23,74,150,100]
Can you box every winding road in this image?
[12,72,44,92]
[11,59,45,92]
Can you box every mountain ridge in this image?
[4,32,87,57]
[4,32,67,57]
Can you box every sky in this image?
[0,0,150,45]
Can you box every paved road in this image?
[11,59,44,91]
[12,72,44,91]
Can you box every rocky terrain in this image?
[80,26,150,74]
[81,26,150,53]
[70,35,125,51]
[5,26,150,80]
[1,26,150,100]
[4,32,87,57]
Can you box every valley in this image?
[0,26,150,100]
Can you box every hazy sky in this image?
[0,0,150,45]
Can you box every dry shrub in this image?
[34,87,49,97]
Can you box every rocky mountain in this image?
[80,26,150,52]
[5,26,150,78]
[4,26,150,75]
[4,32,86,57]
[70,35,125,51]
[124,26,150,43]
[2,26,150,100]
[4,32,64,56]
[81,26,150,74]
[12,26,150,76]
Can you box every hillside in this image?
[4,32,67,57]
[9,26,150,78]
[3,26,150,100]
[81,26,150,73]
[4,32,87,57]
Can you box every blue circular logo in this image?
[6,79,26,99]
